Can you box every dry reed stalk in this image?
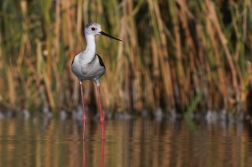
[124,38,135,111]
[118,0,132,111]
[148,0,175,111]
[17,1,31,66]
[66,0,79,107]
[229,1,247,88]
[168,0,187,110]
[36,30,54,109]
[60,0,79,107]
[25,58,37,105]
[16,1,31,107]
[0,29,2,98]
[178,0,200,95]
[196,24,205,70]
[52,0,62,104]
[43,68,55,108]
[151,37,160,109]
[7,66,16,108]
[102,63,114,110]
[77,0,83,32]
[127,0,143,111]
[40,0,53,86]
[150,23,161,111]
[155,1,176,111]
[133,70,143,111]
[205,15,228,108]
[204,55,213,109]
[247,61,252,87]
[96,0,103,23]
[245,61,252,112]
[64,0,76,55]
[83,0,89,24]
[143,68,155,110]
[206,0,239,107]
[195,24,210,109]
[36,39,43,79]
[112,22,126,111]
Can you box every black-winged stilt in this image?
[71,22,122,140]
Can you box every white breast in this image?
[71,53,105,82]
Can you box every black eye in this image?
[91,27,96,31]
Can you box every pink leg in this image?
[80,82,86,121]
[83,121,86,140]
[97,85,105,140]
[82,122,86,167]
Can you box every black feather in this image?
[96,54,105,68]
[71,55,76,65]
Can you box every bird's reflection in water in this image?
[1,117,252,167]
[82,121,105,167]
[82,122,86,167]
[100,141,105,167]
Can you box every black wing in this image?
[96,54,105,68]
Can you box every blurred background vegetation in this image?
[0,0,252,115]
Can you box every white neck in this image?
[80,34,96,63]
[85,34,96,52]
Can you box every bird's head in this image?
[85,22,122,41]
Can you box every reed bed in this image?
[0,0,252,115]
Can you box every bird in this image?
[71,22,122,140]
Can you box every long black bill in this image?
[100,31,122,41]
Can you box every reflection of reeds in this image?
[0,0,252,114]
[1,117,252,167]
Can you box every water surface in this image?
[0,116,252,167]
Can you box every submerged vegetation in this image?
[0,0,252,115]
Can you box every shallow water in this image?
[0,116,252,167]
